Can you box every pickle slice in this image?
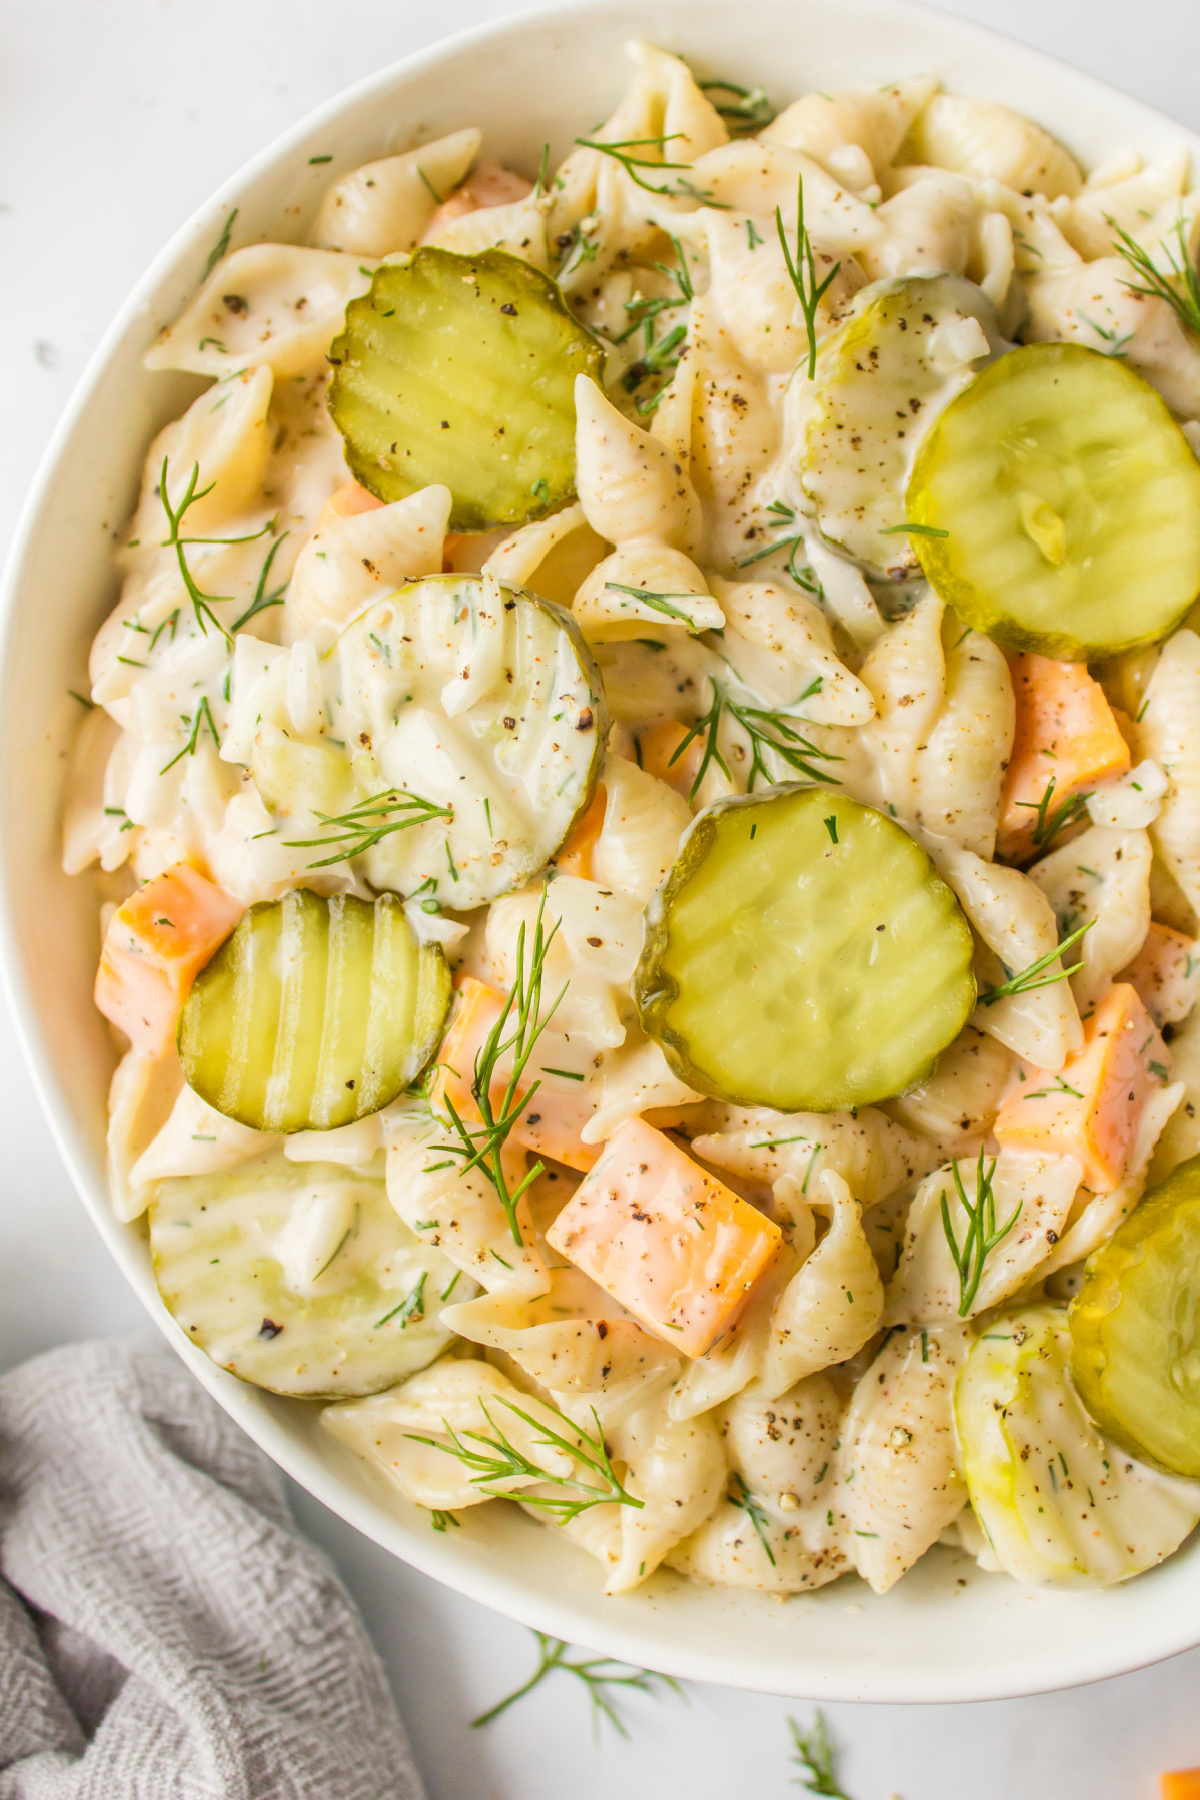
[956,1303,1200,1586]
[1069,1155,1200,1479]
[786,275,1004,573]
[179,890,449,1132]
[244,576,608,913]
[150,1151,469,1396]
[328,248,605,531]
[634,786,976,1112]
[907,343,1200,659]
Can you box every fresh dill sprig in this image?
[654,234,695,303]
[776,173,842,378]
[575,133,724,206]
[978,917,1095,1006]
[623,322,688,405]
[604,582,703,631]
[698,76,775,132]
[613,236,695,357]
[429,1508,459,1532]
[232,529,290,630]
[1109,211,1200,340]
[406,1394,644,1526]
[789,1711,854,1798]
[284,789,453,868]
[159,695,220,774]
[375,1270,426,1329]
[203,207,239,279]
[430,885,566,1245]
[670,679,843,800]
[730,1473,777,1566]
[940,1146,1022,1317]
[158,456,273,639]
[1014,774,1093,851]
[735,505,821,595]
[471,1629,683,1735]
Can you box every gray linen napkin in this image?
[0,1334,424,1800]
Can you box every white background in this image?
[3,1,1200,1794]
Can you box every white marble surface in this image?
[3,1,1200,1794]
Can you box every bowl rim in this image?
[4,0,1200,1706]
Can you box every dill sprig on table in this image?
[284,790,453,869]
[406,1395,643,1526]
[471,1629,683,1735]
[939,1146,1022,1317]
[789,1711,855,1798]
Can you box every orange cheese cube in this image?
[545,1116,782,1357]
[316,480,384,529]
[422,160,533,236]
[1162,1773,1200,1800]
[994,983,1168,1192]
[95,864,243,1057]
[552,784,607,881]
[1119,920,1198,1028]
[636,720,702,800]
[431,976,598,1172]
[997,655,1130,863]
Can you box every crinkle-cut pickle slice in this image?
[956,1303,1200,1586]
[150,1152,464,1397]
[907,342,1200,660]
[633,786,977,1113]
[1070,1153,1200,1480]
[268,575,607,913]
[328,247,605,531]
[788,274,1003,574]
[178,889,449,1132]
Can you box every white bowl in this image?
[4,0,1199,1705]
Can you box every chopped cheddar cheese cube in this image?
[994,982,1168,1192]
[552,783,607,881]
[316,480,384,528]
[95,864,243,1057]
[545,1116,782,1357]
[636,720,702,800]
[431,975,597,1172]
[997,654,1130,863]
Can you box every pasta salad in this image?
[65,40,1200,1599]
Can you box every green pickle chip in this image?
[179,889,449,1133]
[634,786,977,1112]
[328,247,605,530]
[1070,1153,1200,1480]
[150,1152,468,1397]
[907,342,1200,659]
